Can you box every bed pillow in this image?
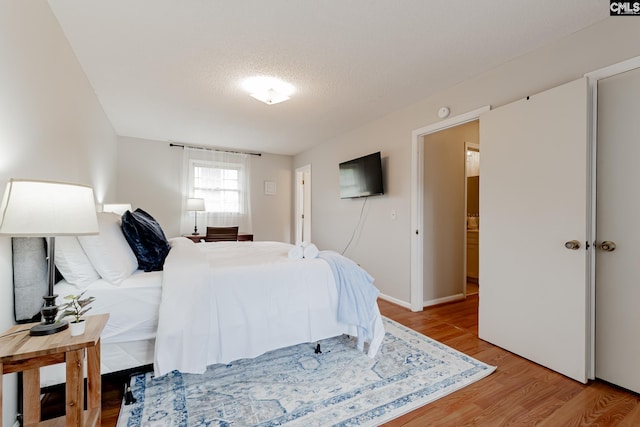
[169,236,196,247]
[121,208,171,272]
[54,236,100,289]
[78,212,138,285]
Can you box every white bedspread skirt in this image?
[154,240,384,377]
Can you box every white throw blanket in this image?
[318,250,383,355]
[154,240,385,377]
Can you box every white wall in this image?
[295,141,410,303]
[116,137,183,236]
[250,153,294,242]
[116,137,293,241]
[0,2,118,425]
[294,18,640,306]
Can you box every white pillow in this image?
[169,236,196,248]
[54,236,100,289]
[78,212,138,285]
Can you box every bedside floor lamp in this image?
[0,179,99,336]
[186,197,205,235]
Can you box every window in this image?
[182,147,252,233]
[192,161,242,213]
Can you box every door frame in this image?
[584,54,640,379]
[410,106,490,312]
[295,164,311,244]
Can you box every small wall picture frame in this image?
[264,180,277,195]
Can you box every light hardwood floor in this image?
[42,295,640,426]
[378,297,640,426]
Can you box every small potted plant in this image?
[57,291,96,336]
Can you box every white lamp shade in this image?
[186,198,206,211]
[0,179,99,236]
[103,203,132,215]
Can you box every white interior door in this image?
[595,66,640,393]
[479,78,589,383]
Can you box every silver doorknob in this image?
[598,241,616,252]
[564,240,581,250]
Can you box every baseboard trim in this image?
[423,293,465,308]
[378,292,467,311]
[378,293,411,310]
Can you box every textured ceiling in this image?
[47,0,607,155]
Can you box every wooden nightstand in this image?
[0,313,109,427]
[182,234,204,243]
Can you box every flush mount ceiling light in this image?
[242,76,295,105]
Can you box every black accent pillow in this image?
[121,208,171,272]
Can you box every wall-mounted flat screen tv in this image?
[339,151,384,199]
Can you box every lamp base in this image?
[30,292,67,336]
[30,319,69,336]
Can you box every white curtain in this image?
[181,147,252,235]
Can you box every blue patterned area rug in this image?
[117,317,495,427]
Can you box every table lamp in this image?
[0,179,99,336]
[186,197,205,235]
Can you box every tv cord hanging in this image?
[341,197,368,255]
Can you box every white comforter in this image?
[154,239,384,377]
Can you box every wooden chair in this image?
[205,226,239,242]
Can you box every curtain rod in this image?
[169,143,262,157]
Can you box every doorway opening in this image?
[465,142,480,296]
[410,105,489,311]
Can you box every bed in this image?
[41,271,161,387]
[30,211,384,386]
[155,238,384,376]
